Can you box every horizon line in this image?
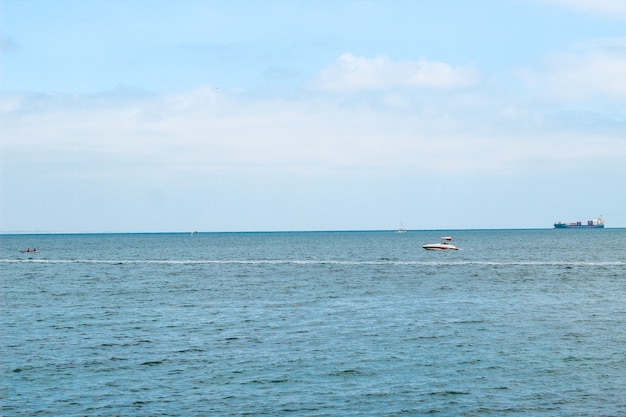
[2,227,623,235]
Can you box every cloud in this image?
[3,82,625,232]
[518,37,626,101]
[310,53,479,93]
[544,0,626,18]
[2,85,624,186]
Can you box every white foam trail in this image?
[1,259,624,266]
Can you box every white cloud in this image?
[3,85,625,232]
[310,53,479,93]
[2,86,624,185]
[544,0,626,18]
[519,37,626,101]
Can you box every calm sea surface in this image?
[2,230,625,416]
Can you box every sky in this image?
[1,0,625,232]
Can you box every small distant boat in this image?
[396,222,407,233]
[423,237,459,251]
[20,248,37,253]
[554,215,604,229]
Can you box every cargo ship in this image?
[554,215,604,228]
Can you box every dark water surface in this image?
[2,230,625,416]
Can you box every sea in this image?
[2,229,625,416]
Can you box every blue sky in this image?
[1,0,625,232]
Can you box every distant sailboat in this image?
[396,222,407,233]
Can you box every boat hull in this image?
[554,224,604,229]
[422,244,459,251]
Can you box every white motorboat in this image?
[422,236,459,251]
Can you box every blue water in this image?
[2,230,625,416]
